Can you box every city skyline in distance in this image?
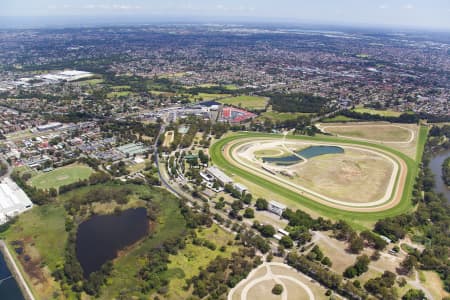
[1,0,450,31]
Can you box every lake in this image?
[296,145,344,159]
[76,207,149,277]
[429,149,450,202]
[0,251,24,300]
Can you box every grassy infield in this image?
[210,126,427,230]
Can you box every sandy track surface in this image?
[221,137,408,212]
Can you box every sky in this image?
[1,0,450,30]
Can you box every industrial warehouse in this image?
[0,178,34,224]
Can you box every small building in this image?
[268,200,287,216]
[37,122,62,132]
[278,228,289,236]
[206,166,233,186]
[233,183,247,195]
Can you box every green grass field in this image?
[257,111,313,122]
[353,108,402,117]
[219,95,268,109]
[321,115,358,123]
[107,91,134,98]
[210,129,426,229]
[189,92,229,101]
[28,164,94,190]
[76,78,104,86]
[164,224,238,299]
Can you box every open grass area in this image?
[320,123,412,142]
[353,107,403,117]
[210,130,425,229]
[107,90,134,98]
[163,224,238,299]
[189,92,229,101]
[28,164,94,190]
[321,115,358,123]
[76,78,104,86]
[219,95,268,110]
[257,111,313,122]
[0,205,68,299]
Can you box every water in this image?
[296,145,344,159]
[429,149,450,202]
[76,207,149,277]
[0,252,25,300]
[262,145,344,166]
[262,155,302,165]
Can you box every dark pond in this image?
[296,145,344,159]
[429,149,450,202]
[262,155,302,165]
[262,145,344,165]
[0,252,24,300]
[76,207,149,277]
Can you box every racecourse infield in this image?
[210,129,426,226]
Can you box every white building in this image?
[233,183,248,195]
[268,200,287,216]
[0,178,34,224]
[206,166,233,186]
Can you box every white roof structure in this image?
[0,178,33,224]
[206,166,233,185]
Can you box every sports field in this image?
[219,95,269,110]
[28,164,94,190]
[210,128,425,227]
[352,107,402,117]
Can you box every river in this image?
[429,149,450,201]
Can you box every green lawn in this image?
[76,78,104,86]
[321,115,358,123]
[189,92,229,101]
[210,129,426,229]
[164,224,238,299]
[219,95,268,110]
[353,108,402,117]
[258,111,313,122]
[28,164,94,190]
[107,91,134,98]
[0,204,68,299]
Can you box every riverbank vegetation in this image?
[374,130,450,292]
[443,157,450,187]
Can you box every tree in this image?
[272,284,283,295]
[255,198,268,210]
[402,289,426,300]
[279,236,294,249]
[321,256,332,267]
[243,208,255,219]
[260,225,276,238]
[349,232,364,254]
[400,255,418,275]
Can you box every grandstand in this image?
[221,107,256,123]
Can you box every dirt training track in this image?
[220,135,409,213]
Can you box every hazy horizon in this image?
[1,0,450,31]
